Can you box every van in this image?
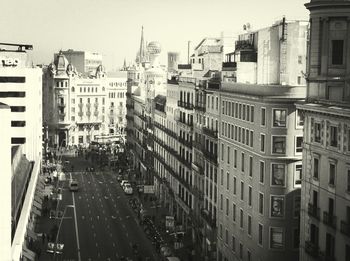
[69,180,79,192]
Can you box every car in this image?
[69,179,79,192]
[120,180,129,187]
[124,184,133,195]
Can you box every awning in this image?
[32,206,41,217]
[27,229,38,241]
[22,245,36,261]
[32,199,42,210]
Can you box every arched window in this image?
[71,86,75,92]
[102,87,105,91]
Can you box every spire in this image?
[123,58,127,70]
[138,26,146,63]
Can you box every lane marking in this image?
[71,183,82,261]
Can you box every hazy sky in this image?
[1,0,309,70]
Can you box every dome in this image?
[147,41,161,54]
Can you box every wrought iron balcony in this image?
[177,101,194,110]
[222,61,237,68]
[202,127,218,139]
[308,203,320,220]
[201,209,216,228]
[177,118,193,128]
[340,220,350,237]
[323,211,337,229]
[203,150,218,165]
[176,154,192,169]
[305,241,319,258]
[178,136,192,148]
[164,127,177,139]
[194,103,206,112]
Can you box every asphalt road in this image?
[55,154,158,261]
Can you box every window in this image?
[241,153,245,172]
[247,250,251,261]
[270,227,284,249]
[260,161,265,183]
[249,156,253,177]
[295,164,302,185]
[240,182,244,200]
[331,40,344,65]
[219,224,223,238]
[296,110,304,127]
[240,209,244,228]
[11,121,26,127]
[329,163,336,186]
[298,55,303,64]
[11,137,26,144]
[260,108,265,127]
[71,116,75,121]
[72,98,75,104]
[79,136,83,143]
[248,215,252,236]
[314,122,321,143]
[296,136,303,153]
[325,233,335,258]
[221,144,224,161]
[330,126,338,147]
[272,136,286,154]
[270,195,285,218]
[232,236,236,252]
[225,229,229,244]
[259,193,264,214]
[233,177,237,195]
[71,86,75,92]
[226,172,230,190]
[233,203,236,222]
[260,134,265,152]
[239,243,243,259]
[271,164,285,186]
[293,196,301,218]
[313,157,319,179]
[226,198,229,216]
[251,106,254,122]
[293,228,300,249]
[234,149,237,168]
[10,106,25,112]
[220,194,223,210]
[273,109,286,127]
[227,146,230,164]
[248,186,252,206]
[347,169,350,192]
[258,224,263,246]
[220,169,224,186]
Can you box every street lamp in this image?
[50,205,74,260]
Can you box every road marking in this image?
[82,216,85,220]
[92,224,94,229]
[97,215,99,220]
[92,196,94,199]
[105,217,107,221]
[112,242,115,247]
[96,243,98,247]
[110,233,112,237]
[94,233,96,237]
[98,253,100,258]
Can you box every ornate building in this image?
[298,1,350,260]
[43,51,127,148]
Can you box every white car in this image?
[123,183,133,195]
[120,180,129,188]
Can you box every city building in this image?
[216,19,308,261]
[0,43,43,261]
[43,51,127,148]
[58,49,103,75]
[298,1,350,260]
[168,52,180,73]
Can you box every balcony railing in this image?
[201,209,216,228]
[164,127,177,139]
[177,118,193,128]
[176,154,192,169]
[323,212,337,229]
[57,103,66,108]
[222,61,237,68]
[177,101,194,110]
[203,150,218,165]
[308,203,320,220]
[340,220,350,237]
[193,140,205,151]
[305,241,319,258]
[194,103,206,112]
[178,136,192,148]
[202,127,218,139]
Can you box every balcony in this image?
[178,136,192,148]
[86,103,91,109]
[193,140,204,151]
[323,212,337,229]
[177,118,193,129]
[308,203,320,220]
[57,103,66,108]
[178,64,192,70]
[177,101,194,110]
[235,39,255,51]
[176,154,192,169]
[207,78,220,89]
[164,127,177,139]
[203,150,218,165]
[201,209,216,228]
[194,103,205,112]
[94,102,99,108]
[305,241,319,258]
[340,220,350,237]
[202,127,218,139]
[222,61,237,69]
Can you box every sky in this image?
[1,0,309,71]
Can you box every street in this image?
[46,154,159,261]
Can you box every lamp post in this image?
[51,204,74,260]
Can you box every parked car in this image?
[124,183,133,195]
[69,179,79,192]
[120,180,129,187]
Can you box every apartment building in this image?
[298,1,350,261]
[43,51,127,147]
[216,19,308,261]
[0,44,44,261]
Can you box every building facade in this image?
[299,1,350,261]
[0,44,44,261]
[43,51,127,148]
[216,19,308,261]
